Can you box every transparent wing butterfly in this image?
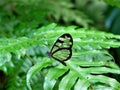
[48,33,73,66]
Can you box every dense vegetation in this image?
[0,0,120,90]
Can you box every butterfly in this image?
[48,33,73,66]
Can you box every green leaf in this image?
[44,65,69,90]
[59,71,78,90]
[83,67,120,74]
[26,58,53,90]
[89,75,120,90]
[74,79,89,90]
[44,77,56,90]
[46,65,68,80]
[104,0,120,7]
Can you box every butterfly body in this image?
[49,33,73,66]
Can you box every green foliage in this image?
[1,23,120,89]
[103,0,120,7]
[0,0,120,90]
[25,24,120,90]
[0,0,107,38]
[0,23,120,89]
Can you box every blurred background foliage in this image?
[0,0,107,38]
[0,0,120,90]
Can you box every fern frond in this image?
[0,23,120,89]
[26,23,120,90]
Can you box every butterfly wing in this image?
[50,33,73,66]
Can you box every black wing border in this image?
[50,33,73,66]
